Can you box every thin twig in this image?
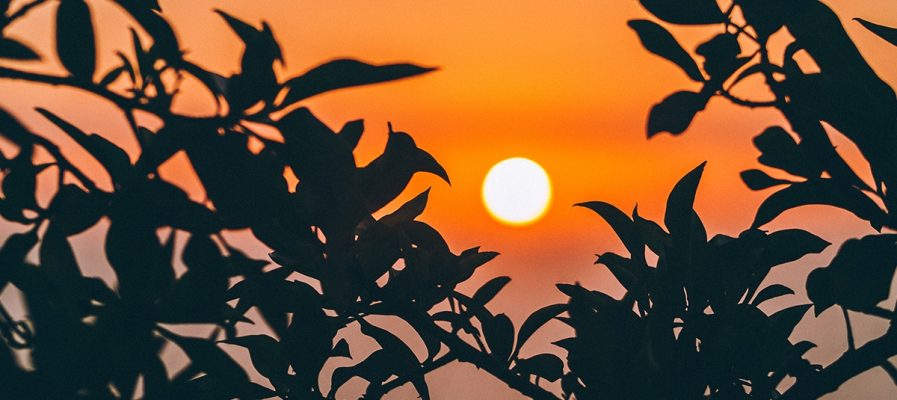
[843,307,856,351]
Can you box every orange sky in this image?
[2,0,897,398]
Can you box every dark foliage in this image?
[0,1,558,399]
[2,1,896,399]
[554,0,897,398]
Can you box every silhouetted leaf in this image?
[741,169,791,190]
[664,162,705,238]
[695,33,743,81]
[331,338,351,359]
[855,18,897,47]
[330,350,394,397]
[0,37,39,60]
[807,235,897,315]
[39,227,85,302]
[37,108,132,184]
[751,284,795,306]
[380,188,430,228]
[338,119,365,150]
[753,179,886,229]
[761,229,830,267]
[577,201,645,264]
[514,303,565,359]
[2,159,45,210]
[628,20,703,82]
[596,252,640,291]
[753,126,821,179]
[97,66,126,87]
[161,331,252,394]
[357,320,428,399]
[514,353,564,382]
[105,220,173,302]
[647,91,709,137]
[56,0,96,80]
[472,276,511,307]
[0,231,38,286]
[639,0,725,24]
[48,184,105,236]
[483,313,514,363]
[769,304,811,338]
[221,335,289,388]
[281,59,436,106]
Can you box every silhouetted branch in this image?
[372,353,457,397]
[843,307,856,351]
[719,90,776,108]
[781,330,897,399]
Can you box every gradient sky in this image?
[2,0,897,398]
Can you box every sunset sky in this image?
[2,0,897,398]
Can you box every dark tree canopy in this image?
[0,0,896,399]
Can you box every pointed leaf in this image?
[639,0,725,25]
[472,276,511,307]
[56,0,96,80]
[751,284,795,306]
[647,90,709,137]
[514,303,565,358]
[741,169,792,190]
[753,180,886,229]
[281,59,436,105]
[628,19,703,81]
[855,18,897,47]
[664,162,706,238]
[577,201,645,264]
[0,38,39,60]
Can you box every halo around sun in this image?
[482,157,552,226]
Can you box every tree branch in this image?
[780,330,897,399]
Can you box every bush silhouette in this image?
[1,0,897,399]
[556,0,897,399]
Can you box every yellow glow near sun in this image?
[482,158,552,226]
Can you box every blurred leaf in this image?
[37,108,132,184]
[48,184,105,236]
[514,353,564,382]
[628,20,703,82]
[695,33,745,81]
[338,119,365,150]
[161,331,252,394]
[56,0,96,80]
[0,37,39,60]
[2,159,44,210]
[855,18,897,47]
[751,284,794,306]
[647,90,710,137]
[281,59,436,106]
[514,303,565,359]
[740,169,791,190]
[638,0,725,24]
[753,179,886,229]
[98,66,126,87]
[483,313,514,364]
[221,335,289,388]
[0,231,38,286]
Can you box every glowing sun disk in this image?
[482,158,552,226]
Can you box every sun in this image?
[482,158,552,226]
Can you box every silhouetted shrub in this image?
[0,1,561,399]
[557,1,897,399]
